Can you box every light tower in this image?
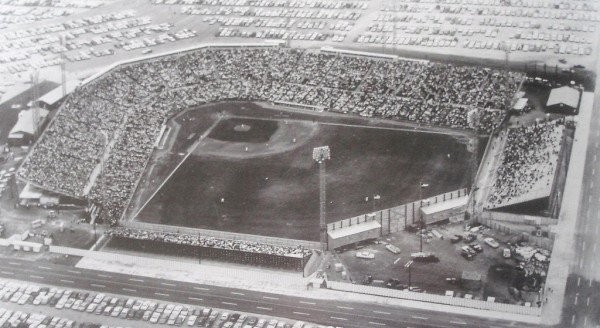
[313,146,330,251]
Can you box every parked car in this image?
[470,243,483,253]
[503,248,511,258]
[484,237,500,248]
[450,235,462,243]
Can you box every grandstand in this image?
[14,43,525,263]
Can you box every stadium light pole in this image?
[95,130,109,242]
[419,182,429,253]
[313,146,331,252]
[405,260,413,290]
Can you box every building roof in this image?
[546,86,580,109]
[327,220,381,240]
[8,107,48,137]
[421,196,469,215]
[37,80,78,106]
[513,98,528,111]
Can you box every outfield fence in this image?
[327,281,542,316]
[327,188,469,236]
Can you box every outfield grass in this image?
[132,102,477,241]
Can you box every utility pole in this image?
[60,35,67,98]
[313,146,331,252]
[405,260,413,290]
[419,182,429,252]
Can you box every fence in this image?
[125,221,320,250]
[479,211,557,227]
[327,281,542,316]
[327,188,469,236]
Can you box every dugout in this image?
[420,196,468,225]
[327,220,381,250]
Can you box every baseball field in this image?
[132,102,478,241]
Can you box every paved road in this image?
[0,257,538,328]
[561,54,600,328]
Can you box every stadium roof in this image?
[421,196,469,215]
[38,80,78,106]
[9,107,48,138]
[327,220,381,240]
[546,86,580,109]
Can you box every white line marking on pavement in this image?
[393,258,401,264]
[222,302,237,306]
[67,270,81,274]
[299,301,316,305]
[584,316,587,325]
[90,284,105,288]
[582,241,586,251]
[577,277,581,286]
[123,288,136,292]
[330,316,348,321]
[8,262,20,266]
[293,312,310,316]
[450,321,467,325]
[0,271,13,275]
[231,292,245,296]
[38,266,51,270]
[373,311,391,315]
[189,297,203,301]
[60,279,74,284]
[193,287,210,291]
[574,295,578,305]
[97,274,112,278]
[572,314,576,325]
[256,306,272,311]
[30,275,44,279]
[411,316,428,320]
[262,296,278,300]
[369,322,386,326]
[155,293,169,297]
[337,306,353,310]
[587,297,590,307]
[130,278,144,282]
[161,282,176,287]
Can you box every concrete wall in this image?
[327,281,542,316]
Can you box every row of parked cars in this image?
[0,280,331,328]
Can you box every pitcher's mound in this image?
[234,124,251,132]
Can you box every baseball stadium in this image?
[15,43,569,273]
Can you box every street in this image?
[0,257,538,328]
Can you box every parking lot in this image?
[0,279,321,328]
[326,221,552,306]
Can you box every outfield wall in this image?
[326,188,469,236]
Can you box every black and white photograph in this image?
[0,0,597,327]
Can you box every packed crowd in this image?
[487,119,565,208]
[107,227,312,258]
[18,46,523,224]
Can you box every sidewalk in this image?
[540,91,595,326]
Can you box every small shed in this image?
[327,220,381,250]
[546,86,580,114]
[420,196,468,225]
